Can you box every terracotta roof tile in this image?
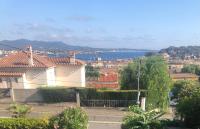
[0,51,55,68]
[0,72,24,77]
[88,73,119,89]
[98,74,118,82]
[47,57,85,65]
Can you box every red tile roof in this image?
[0,72,24,77]
[98,74,118,82]
[88,73,119,89]
[0,51,85,69]
[0,51,55,68]
[47,57,85,65]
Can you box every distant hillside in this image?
[160,46,200,58]
[0,39,93,51]
[0,39,154,52]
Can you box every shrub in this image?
[176,86,200,128]
[39,87,76,103]
[122,105,164,129]
[49,107,88,129]
[0,118,49,129]
[8,103,32,118]
[159,119,184,128]
[40,87,146,106]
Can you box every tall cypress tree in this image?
[120,56,172,110]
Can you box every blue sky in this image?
[1,0,200,49]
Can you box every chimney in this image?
[69,51,76,64]
[27,45,34,66]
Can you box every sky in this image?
[1,0,200,50]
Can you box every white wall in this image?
[55,65,85,87]
[46,67,56,86]
[25,68,48,89]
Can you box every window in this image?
[14,78,18,83]
[0,78,2,83]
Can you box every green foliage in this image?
[159,119,184,128]
[50,107,88,129]
[120,56,172,110]
[122,105,164,129]
[8,103,31,118]
[120,60,145,90]
[0,118,49,129]
[181,64,200,75]
[176,85,200,128]
[171,80,198,100]
[144,56,172,111]
[145,52,158,57]
[40,87,146,105]
[80,89,146,100]
[85,65,100,78]
[40,87,77,103]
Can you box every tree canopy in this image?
[174,81,200,127]
[85,65,100,78]
[181,64,200,75]
[120,56,172,110]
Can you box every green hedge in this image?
[39,87,76,103]
[0,118,49,129]
[39,87,147,103]
[79,89,146,100]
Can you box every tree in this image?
[176,84,200,128]
[181,64,200,75]
[85,65,100,78]
[144,56,172,110]
[120,60,145,90]
[120,56,172,110]
[171,80,197,100]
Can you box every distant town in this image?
[0,40,199,90]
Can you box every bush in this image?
[122,105,164,129]
[39,87,76,103]
[40,87,146,106]
[79,89,146,100]
[176,86,200,128]
[8,103,32,118]
[0,118,49,129]
[160,120,184,128]
[49,107,88,129]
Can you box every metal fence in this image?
[81,99,136,107]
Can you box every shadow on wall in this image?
[13,89,44,103]
[11,88,77,103]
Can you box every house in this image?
[0,46,85,89]
[87,72,119,89]
[168,62,184,73]
[170,73,199,81]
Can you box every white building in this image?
[0,46,85,89]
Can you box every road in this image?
[89,122,121,129]
[0,103,126,129]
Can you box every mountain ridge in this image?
[0,39,155,52]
